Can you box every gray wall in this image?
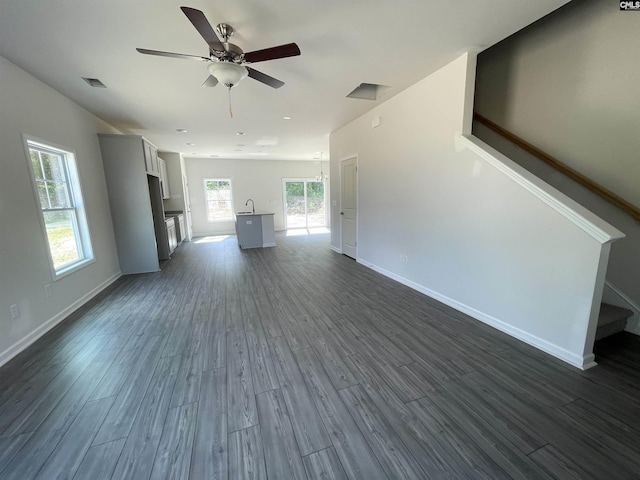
[330,53,620,368]
[185,157,328,236]
[0,55,121,364]
[474,0,640,309]
[474,0,640,207]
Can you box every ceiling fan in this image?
[137,6,301,90]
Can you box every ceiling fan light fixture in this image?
[208,62,248,88]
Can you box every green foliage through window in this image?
[205,179,233,221]
[28,140,92,275]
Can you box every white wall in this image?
[159,151,186,213]
[185,157,327,236]
[474,0,640,208]
[475,121,640,325]
[0,56,121,365]
[330,53,622,368]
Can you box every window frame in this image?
[203,178,234,222]
[23,135,94,280]
[282,177,328,229]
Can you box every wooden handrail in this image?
[474,112,640,222]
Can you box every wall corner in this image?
[461,51,478,136]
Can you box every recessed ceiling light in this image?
[209,154,218,158]
[186,142,195,146]
[283,116,291,120]
[176,129,188,133]
[236,132,246,136]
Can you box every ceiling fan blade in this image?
[243,43,300,63]
[136,48,210,62]
[180,6,225,52]
[202,75,219,87]
[247,67,285,89]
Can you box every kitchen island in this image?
[235,212,276,249]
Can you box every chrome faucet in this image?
[245,198,255,214]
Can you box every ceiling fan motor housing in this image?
[213,41,244,61]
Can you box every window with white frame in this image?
[204,178,233,221]
[26,138,93,278]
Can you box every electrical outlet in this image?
[45,284,53,298]
[402,255,408,265]
[10,304,20,319]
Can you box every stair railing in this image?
[474,112,640,222]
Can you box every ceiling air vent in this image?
[346,83,390,100]
[82,77,107,88]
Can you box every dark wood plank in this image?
[302,447,348,480]
[0,433,31,475]
[203,312,226,371]
[256,389,307,480]
[110,354,181,479]
[190,368,227,480]
[297,315,357,390]
[92,334,166,444]
[0,348,118,480]
[89,339,144,400]
[0,362,67,435]
[244,316,280,394]
[423,385,554,480]
[150,402,198,480]
[253,295,284,338]
[344,354,467,479]
[170,321,206,407]
[226,329,259,432]
[228,425,267,480]
[460,371,639,479]
[529,444,594,480]
[3,232,640,480]
[72,438,126,480]
[339,384,427,479]
[34,396,114,480]
[293,347,387,480]
[267,336,331,456]
[407,396,510,480]
[2,335,110,436]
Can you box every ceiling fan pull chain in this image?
[228,86,233,118]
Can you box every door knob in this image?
[340,212,344,215]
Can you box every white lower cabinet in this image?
[166,217,178,253]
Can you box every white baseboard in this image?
[604,280,640,336]
[357,258,593,370]
[0,272,122,368]
[263,243,277,247]
[330,245,342,254]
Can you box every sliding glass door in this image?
[284,179,326,229]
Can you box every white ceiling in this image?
[0,0,568,161]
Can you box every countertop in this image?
[235,211,275,216]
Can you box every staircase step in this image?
[596,303,634,341]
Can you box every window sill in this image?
[52,257,95,281]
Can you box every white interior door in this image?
[341,157,357,258]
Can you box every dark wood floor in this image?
[1,231,639,480]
